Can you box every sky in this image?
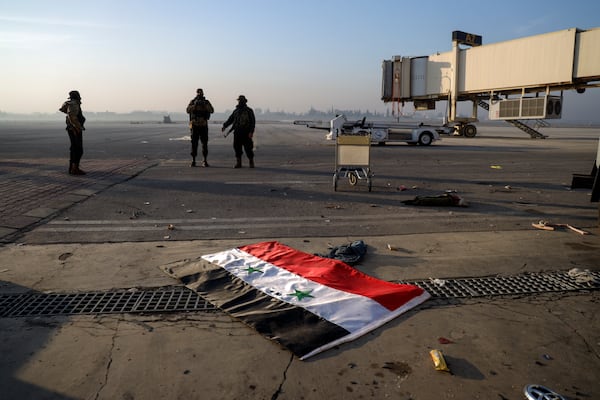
[1,0,599,118]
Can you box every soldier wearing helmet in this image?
[222,95,256,168]
[186,88,214,167]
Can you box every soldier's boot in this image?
[191,156,196,167]
[74,163,86,175]
[69,162,76,175]
[234,157,242,168]
[249,158,255,168]
[202,158,209,167]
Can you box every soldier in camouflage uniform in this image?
[186,88,214,167]
[59,90,86,175]
[222,95,256,168]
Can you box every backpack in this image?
[237,107,252,130]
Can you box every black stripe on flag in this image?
[180,260,350,358]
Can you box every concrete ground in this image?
[1,122,599,400]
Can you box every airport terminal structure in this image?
[382,27,600,138]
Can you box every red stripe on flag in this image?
[238,241,425,311]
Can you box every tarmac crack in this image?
[94,317,119,400]
[544,303,600,361]
[270,353,293,400]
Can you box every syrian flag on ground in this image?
[175,241,430,360]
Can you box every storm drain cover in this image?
[0,286,215,318]
[400,270,600,298]
[1,270,598,318]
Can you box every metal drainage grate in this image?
[0,286,216,318]
[401,270,600,299]
[1,271,598,318]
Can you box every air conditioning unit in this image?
[489,95,562,120]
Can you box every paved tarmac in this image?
[1,121,599,400]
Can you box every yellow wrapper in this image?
[430,349,451,372]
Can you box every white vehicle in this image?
[325,115,450,146]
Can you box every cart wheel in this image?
[333,173,338,191]
[348,171,358,186]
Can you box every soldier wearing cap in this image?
[222,95,256,168]
[59,90,86,175]
[186,88,214,167]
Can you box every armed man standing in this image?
[59,90,86,175]
[222,95,256,168]
[186,88,214,167]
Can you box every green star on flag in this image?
[244,266,263,274]
[290,288,314,301]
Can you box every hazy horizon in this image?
[1,1,599,120]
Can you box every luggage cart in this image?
[333,133,372,191]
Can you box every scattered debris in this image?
[438,337,454,344]
[387,244,397,251]
[430,349,451,372]
[163,235,170,239]
[523,384,566,400]
[58,252,73,261]
[144,202,150,205]
[402,193,468,207]
[490,165,503,169]
[167,224,175,230]
[186,209,194,213]
[317,240,367,265]
[568,268,598,284]
[531,220,589,235]
[429,278,446,287]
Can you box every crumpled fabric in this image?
[402,193,468,207]
[317,240,367,265]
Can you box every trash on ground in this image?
[402,193,468,207]
[167,224,175,230]
[568,268,598,284]
[490,165,502,169]
[523,384,566,400]
[429,349,451,372]
[430,278,446,287]
[438,337,454,344]
[387,244,397,251]
[316,240,367,265]
[531,220,589,235]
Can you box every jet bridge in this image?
[382,27,600,138]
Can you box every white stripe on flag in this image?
[202,248,425,336]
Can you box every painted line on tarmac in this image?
[38,213,446,233]
[225,180,322,185]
